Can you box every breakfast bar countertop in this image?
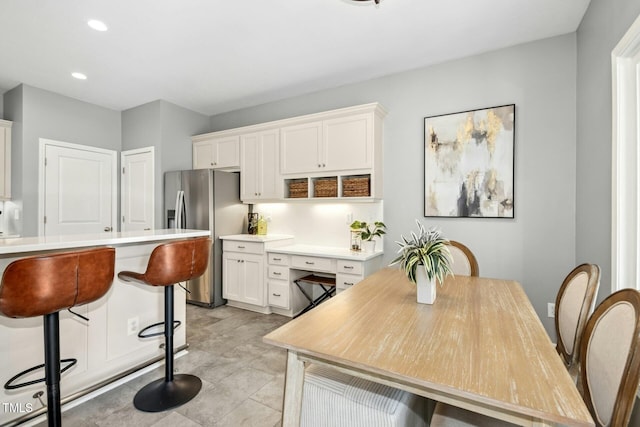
[0,228,210,256]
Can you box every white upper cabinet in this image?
[0,120,12,200]
[323,113,372,172]
[240,129,281,202]
[280,121,323,174]
[192,135,240,170]
[280,107,381,176]
[192,103,386,201]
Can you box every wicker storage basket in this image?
[314,178,338,198]
[342,176,370,197]
[288,180,308,198]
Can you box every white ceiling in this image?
[0,0,590,116]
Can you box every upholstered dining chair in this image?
[554,263,600,378]
[578,288,640,427]
[430,288,640,427]
[447,241,479,277]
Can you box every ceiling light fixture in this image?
[352,0,380,4]
[71,72,87,80]
[87,19,108,31]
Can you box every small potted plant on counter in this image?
[350,220,386,253]
[389,220,453,304]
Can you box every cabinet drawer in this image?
[268,281,290,309]
[268,265,289,281]
[336,273,363,292]
[268,253,289,266]
[223,240,264,254]
[291,255,333,273]
[337,260,363,275]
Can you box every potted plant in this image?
[389,220,453,304]
[350,220,386,252]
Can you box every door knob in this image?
[104,226,112,232]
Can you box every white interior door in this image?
[121,147,154,232]
[41,139,117,236]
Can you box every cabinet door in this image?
[280,121,323,174]
[222,252,242,301]
[241,254,264,306]
[240,134,260,200]
[0,121,11,200]
[214,136,240,169]
[240,129,281,201]
[323,113,372,172]
[193,140,216,169]
[258,129,281,199]
[193,136,240,170]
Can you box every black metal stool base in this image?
[133,374,202,412]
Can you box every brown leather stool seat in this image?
[118,237,210,413]
[0,247,115,427]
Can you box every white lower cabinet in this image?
[221,236,294,314]
[268,281,290,309]
[266,250,383,316]
[336,259,364,294]
[222,251,264,306]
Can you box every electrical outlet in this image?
[547,303,555,318]
[127,317,139,336]
[346,212,353,225]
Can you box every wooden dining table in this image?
[263,267,594,427]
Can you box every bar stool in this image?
[0,247,116,427]
[117,237,210,412]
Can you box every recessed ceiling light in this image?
[87,19,108,32]
[71,72,87,80]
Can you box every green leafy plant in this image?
[389,220,453,284]
[350,220,386,241]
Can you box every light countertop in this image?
[0,229,211,255]
[219,234,295,242]
[268,244,383,261]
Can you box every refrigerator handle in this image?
[175,190,185,230]
[181,192,187,229]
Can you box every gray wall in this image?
[4,84,121,237]
[122,100,209,227]
[211,34,578,337]
[576,0,640,302]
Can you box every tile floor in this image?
[35,305,290,427]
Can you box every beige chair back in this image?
[579,288,640,427]
[447,241,479,277]
[554,264,600,368]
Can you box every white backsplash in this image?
[253,201,384,249]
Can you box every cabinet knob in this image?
[273,257,281,261]
[214,162,217,166]
[274,272,281,276]
[318,164,321,168]
[343,265,354,269]
[210,162,214,166]
[104,226,112,232]
[272,293,281,297]
[255,192,258,196]
[322,163,326,167]
[344,282,354,286]
[305,261,315,265]
[237,245,245,249]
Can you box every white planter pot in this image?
[361,240,376,253]
[415,267,436,304]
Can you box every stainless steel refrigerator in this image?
[164,169,247,307]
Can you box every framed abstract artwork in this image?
[424,104,515,218]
